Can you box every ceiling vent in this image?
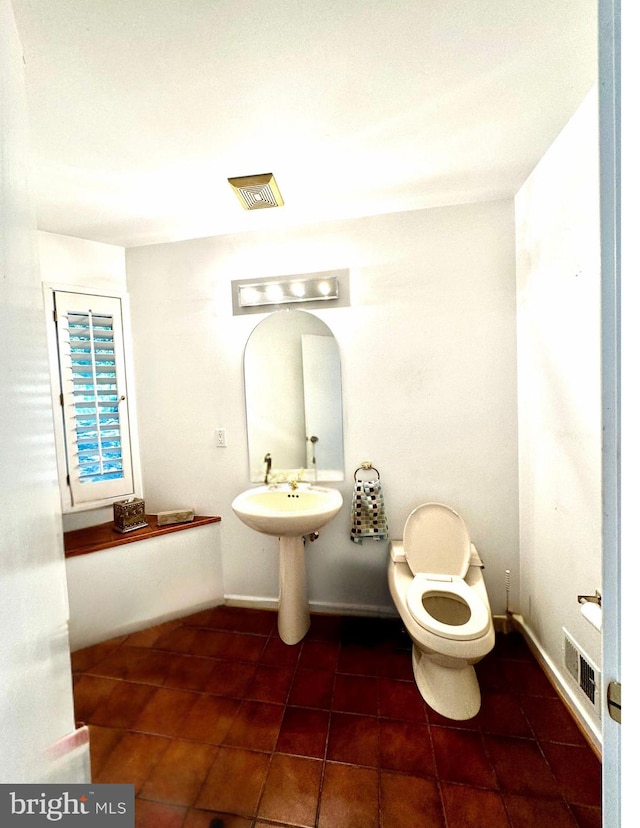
[228,173,284,210]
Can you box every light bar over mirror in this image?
[232,270,349,315]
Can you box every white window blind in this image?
[53,291,134,507]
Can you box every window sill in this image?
[63,514,221,559]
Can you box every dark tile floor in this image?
[71,606,602,828]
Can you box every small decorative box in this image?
[157,508,195,526]
[113,497,148,534]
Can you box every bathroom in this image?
[41,90,605,813]
[35,139,608,821]
[1,0,626,824]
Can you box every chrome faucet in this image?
[263,453,272,484]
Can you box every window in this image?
[47,289,137,510]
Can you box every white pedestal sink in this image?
[231,483,343,644]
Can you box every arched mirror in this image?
[243,310,344,483]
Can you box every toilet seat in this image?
[403,503,471,578]
[402,503,489,641]
[407,574,491,641]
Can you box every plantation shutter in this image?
[54,291,134,506]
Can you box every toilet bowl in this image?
[387,502,494,720]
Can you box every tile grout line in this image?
[72,610,601,826]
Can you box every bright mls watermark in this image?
[1,785,134,826]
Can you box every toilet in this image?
[387,502,494,720]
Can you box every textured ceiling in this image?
[13,0,598,248]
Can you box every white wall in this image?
[38,230,127,293]
[0,2,82,783]
[37,231,225,647]
[66,523,223,651]
[515,88,602,740]
[126,199,520,616]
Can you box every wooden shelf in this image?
[63,514,221,559]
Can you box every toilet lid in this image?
[407,575,491,641]
[403,503,471,577]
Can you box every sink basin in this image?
[232,483,343,645]
[232,484,343,537]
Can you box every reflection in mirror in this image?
[244,310,344,483]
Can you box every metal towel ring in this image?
[354,462,380,481]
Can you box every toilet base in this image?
[412,645,481,720]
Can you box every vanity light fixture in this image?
[228,172,284,210]
[237,273,339,309]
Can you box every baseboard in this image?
[492,613,513,635]
[223,594,397,619]
[508,613,602,760]
[309,600,398,618]
[224,595,279,612]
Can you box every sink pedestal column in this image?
[277,536,310,645]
